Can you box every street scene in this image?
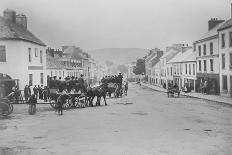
[1,0,232,154]
[0,83,232,155]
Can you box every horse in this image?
[86,83,109,106]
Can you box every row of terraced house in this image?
[0,9,106,90]
[145,4,232,97]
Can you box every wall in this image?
[218,28,232,96]
[0,40,46,90]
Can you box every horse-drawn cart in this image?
[167,87,180,97]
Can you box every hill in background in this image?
[87,48,149,65]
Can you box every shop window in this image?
[189,64,191,75]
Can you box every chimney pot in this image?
[3,9,16,23]
[16,14,27,29]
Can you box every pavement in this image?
[0,83,232,155]
[141,82,232,105]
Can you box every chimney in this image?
[3,9,16,23]
[208,18,225,31]
[16,14,27,29]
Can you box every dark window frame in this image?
[210,59,214,71]
[0,45,6,62]
[210,42,213,55]
[222,53,225,69]
[221,33,225,48]
[198,45,201,56]
[203,60,207,72]
[203,44,206,55]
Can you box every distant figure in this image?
[33,85,38,99]
[28,94,37,115]
[24,85,31,101]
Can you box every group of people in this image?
[24,85,50,102]
[101,73,123,85]
[200,80,208,94]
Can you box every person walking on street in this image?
[33,85,38,99]
[24,85,30,102]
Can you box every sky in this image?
[0,0,231,51]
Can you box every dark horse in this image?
[86,83,108,106]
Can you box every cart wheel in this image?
[49,99,57,109]
[0,101,11,116]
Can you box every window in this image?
[210,59,214,71]
[40,73,43,85]
[203,44,206,55]
[222,75,227,90]
[189,64,191,75]
[221,33,225,48]
[229,32,232,47]
[51,71,53,77]
[0,45,6,62]
[29,74,33,86]
[199,60,201,71]
[222,53,225,69]
[35,48,38,57]
[185,64,187,74]
[230,53,232,69]
[210,42,213,55]
[203,60,207,71]
[28,48,31,62]
[170,67,172,76]
[198,45,201,56]
[40,50,42,63]
[193,64,195,75]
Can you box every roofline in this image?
[218,25,232,31]
[167,60,196,64]
[0,38,46,47]
[193,35,218,44]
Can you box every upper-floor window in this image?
[210,42,213,55]
[221,33,225,48]
[230,53,232,70]
[35,48,38,57]
[189,64,191,75]
[185,64,187,74]
[203,60,207,71]
[199,60,201,71]
[222,53,225,69]
[0,45,6,62]
[229,32,232,47]
[28,48,31,62]
[193,64,195,75]
[203,44,206,55]
[40,50,42,63]
[210,59,214,71]
[198,45,201,56]
[40,73,44,85]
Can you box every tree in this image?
[133,58,145,75]
[117,64,128,74]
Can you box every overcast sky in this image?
[0,0,231,50]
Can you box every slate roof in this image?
[218,18,232,31]
[0,16,46,46]
[168,48,195,63]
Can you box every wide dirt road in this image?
[0,83,232,155]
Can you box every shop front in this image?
[196,73,220,95]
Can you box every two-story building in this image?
[167,48,196,91]
[0,9,47,90]
[194,18,225,95]
[218,16,232,97]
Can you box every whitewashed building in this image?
[167,48,196,92]
[193,18,225,95]
[218,17,232,97]
[0,9,47,90]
